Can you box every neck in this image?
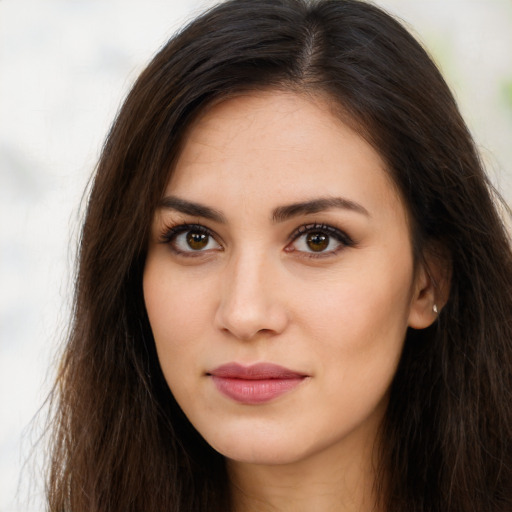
[227,430,384,512]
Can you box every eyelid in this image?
[159,222,223,255]
[159,222,208,243]
[158,221,354,258]
[286,222,355,257]
[288,223,354,243]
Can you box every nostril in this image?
[215,303,289,341]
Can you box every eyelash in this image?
[159,223,221,257]
[159,222,355,259]
[287,223,355,258]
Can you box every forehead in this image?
[166,90,405,223]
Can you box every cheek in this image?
[293,254,414,378]
[295,280,410,435]
[298,268,412,340]
[143,257,211,375]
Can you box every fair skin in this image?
[143,90,438,512]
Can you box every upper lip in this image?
[208,362,307,380]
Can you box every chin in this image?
[205,427,326,467]
[219,444,306,466]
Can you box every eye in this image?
[286,223,354,257]
[160,224,222,255]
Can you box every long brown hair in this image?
[47,1,512,510]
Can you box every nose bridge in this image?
[215,245,287,340]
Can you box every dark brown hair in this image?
[47,1,512,510]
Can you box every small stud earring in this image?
[433,304,438,314]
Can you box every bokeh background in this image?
[1,0,511,510]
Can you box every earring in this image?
[433,304,439,314]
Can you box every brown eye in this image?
[287,223,353,257]
[187,231,209,250]
[306,232,329,252]
[162,224,222,254]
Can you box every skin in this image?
[143,90,438,512]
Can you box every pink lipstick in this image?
[208,363,307,404]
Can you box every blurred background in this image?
[1,0,511,510]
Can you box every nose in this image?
[214,251,289,341]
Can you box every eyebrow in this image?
[158,196,227,223]
[157,195,369,223]
[272,197,370,223]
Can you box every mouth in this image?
[207,362,308,405]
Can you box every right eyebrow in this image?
[272,196,370,223]
[157,196,227,223]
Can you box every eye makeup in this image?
[158,219,356,260]
[285,222,356,259]
[159,222,222,257]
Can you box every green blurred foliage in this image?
[501,79,512,114]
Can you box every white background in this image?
[1,1,511,510]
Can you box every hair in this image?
[46,0,512,511]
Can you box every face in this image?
[143,90,433,467]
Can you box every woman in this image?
[46,0,512,511]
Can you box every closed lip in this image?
[207,362,308,380]
[207,362,309,404]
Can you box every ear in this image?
[408,246,451,329]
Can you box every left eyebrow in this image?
[157,196,226,223]
[272,197,370,223]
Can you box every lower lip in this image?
[211,376,305,404]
